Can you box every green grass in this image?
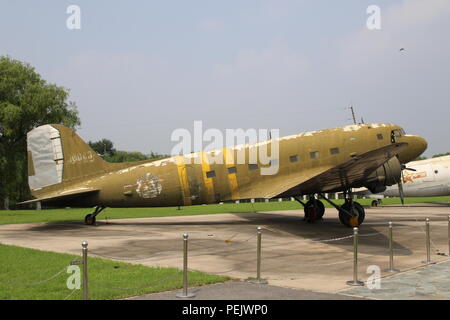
[1,196,449,225]
[0,243,228,300]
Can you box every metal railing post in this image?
[385,222,399,273]
[346,227,364,286]
[176,233,196,298]
[248,226,267,284]
[82,241,88,300]
[422,218,436,264]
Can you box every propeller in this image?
[397,164,417,205]
[397,172,405,205]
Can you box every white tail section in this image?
[27,125,64,190]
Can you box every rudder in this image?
[27,124,109,191]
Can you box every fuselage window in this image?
[310,151,319,159]
[330,148,340,155]
[206,170,216,178]
[248,163,259,170]
[290,155,299,163]
[227,166,237,174]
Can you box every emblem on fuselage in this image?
[136,173,162,198]
[402,171,427,184]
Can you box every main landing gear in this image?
[295,193,366,228]
[294,196,325,223]
[337,200,365,228]
[84,206,105,225]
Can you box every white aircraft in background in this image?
[359,155,450,206]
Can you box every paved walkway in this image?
[340,260,450,300]
[0,204,449,298]
[129,281,365,300]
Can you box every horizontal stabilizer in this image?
[18,188,99,205]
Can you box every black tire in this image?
[339,201,365,227]
[84,214,96,225]
[371,200,378,207]
[304,199,325,222]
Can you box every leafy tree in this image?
[432,152,450,158]
[106,150,149,163]
[88,139,116,157]
[0,56,80,207]
[148,150,168,160]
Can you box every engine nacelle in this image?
[363,157,402,194]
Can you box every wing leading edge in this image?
[264,142,408,198]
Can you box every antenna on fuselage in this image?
[350,105,357,124]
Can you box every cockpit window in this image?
[393,130,403,137]
[390,129,404,143]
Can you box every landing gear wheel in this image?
[371,200,379,207]
[84,214,96,225]
[304,199,325,222]
[338,202,365,227]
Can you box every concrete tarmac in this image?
[129,281,365,300]
[0,204,449,299]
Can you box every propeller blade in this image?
[400,164,416,172]
[398,171,405,205]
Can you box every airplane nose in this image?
[397,135,428,164]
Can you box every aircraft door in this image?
[185,164,204,205]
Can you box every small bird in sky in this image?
[399,48,405,52]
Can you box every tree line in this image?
[0,56,165,208]
[87,139,168,163]
[415,152,450,161]
[1,56,449,208]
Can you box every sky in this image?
[1,0,449,157]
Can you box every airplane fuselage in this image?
[32,123,426,208]
[383,156,450,197]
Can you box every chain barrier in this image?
[414,218,445,254]
[89,250,163,262]
[190,234,257,250]
[393,218,449,255]
[4,216,447,297]
[357,231,387,237]
[0,265,69,287]
[64,288,79,300]
[310,234,355,243]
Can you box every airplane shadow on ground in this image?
[26,211,413,256]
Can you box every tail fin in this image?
[27,124,109,191]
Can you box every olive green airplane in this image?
[20,123,427,227]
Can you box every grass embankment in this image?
[0,243,228,300]
[1,196,449,225]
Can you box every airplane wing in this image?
[18,188,99,205]
[249,142,408,199]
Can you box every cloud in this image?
[197,18,224,33]
[43,0,450,156]
[335,0,450,155]
[339,0,450,68]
